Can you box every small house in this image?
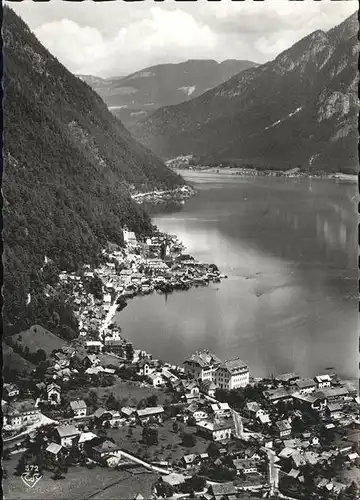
[136,406,165,424]
[181,453,199,469]
[275,419,292,438]
[121,407,137,422]
[4,400,40,429]
[295,378,317,395]
[4,383,20,399]
[196,420,233,441]
[314,375,331,389]
[91,440,122,464]
[70,399,87,418]
[148,372,165,387]
[233,458,257,475]
[209,482,237,498]
[47,383,61,405]
[55,424,80,448]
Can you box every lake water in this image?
[115,173,358,380]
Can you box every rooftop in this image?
[137,406,164,418]
[46,442,63,455]
[70,400,87,411]
[92,440,121,453]
[56,424,80,438]
[295,378,317,389]
[184,349,222,368]
[220,356,248,373]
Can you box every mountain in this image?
[2,7,183,333]
[133,13,358,172]
[79,59,258,128]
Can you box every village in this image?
[2,229,360,500]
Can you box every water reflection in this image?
[116,175,358,380]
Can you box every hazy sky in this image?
[8,0,357,77]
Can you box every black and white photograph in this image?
[1,0,359,499]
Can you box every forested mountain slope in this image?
[2,7,183,334]
[79,59,257,128]
[133,12,358,172]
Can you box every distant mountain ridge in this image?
[132,13,358,172]
[3,7,183,333]
[78,59,258,128]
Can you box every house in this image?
[181,453,199,469]
[183,350,222,381]
[92,440,122,464]
[136,359,152,377]
[55,424,80,448]
[85,341,103,354]
[187,403,208,422]
[295,378,317,394]
[85,366,104,376]
[199,380,217,398]
[148,372,165,387]
[314,375,331,389]
[78,432,99,450]
[83,354,101,369]
[162,473,187,488]
[275,419,292,438]
[121,407,137,422]
[136,406,165,424]
[209,482,237,498]
[183,380,200,398]
[123,228,137,245]
[264,388,294,405]
[70,400,87,418]
[4,400,40,429]
[320,387,349,401]
[47,383,61,405]
[54,368,72,381]
[4,383,20,399]
[325,402,344,420]
[245,401,270,423]
[233,458,257,475]
[45,442,67,469]
[211,402,231,418]
[292,392,327,412]
[275,373,300,385]
[213,356,250,390]
[196,420,233,441]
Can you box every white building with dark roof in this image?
[183,349,222,381]
[213,356,249,390]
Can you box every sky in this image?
[8,0,357,78]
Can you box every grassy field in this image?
[3,456,157,500]
[12,325,69,355]
[67,379,170,407]
[107,419,210,465]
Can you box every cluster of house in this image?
[55,229,225,357]
[131,185,195,205]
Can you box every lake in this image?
[115,173,358,380]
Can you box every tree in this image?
[146,394,158,407]
[86,390,98,407]
[14,455,27,476]
[36,348,47,363]
[106,393,119,411]
[125,343,134,362]
[88,275,104,300]
[206,441,220,459]
[292,416,305,434]
[181,432,196,447]
[154,477,174,498]
[142,426,158,446]
[172,421,179,433]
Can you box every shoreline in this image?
[171,166,358,182]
